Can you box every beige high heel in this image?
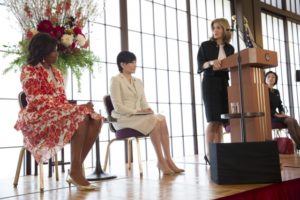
[66,171,97,191]
[166,160,185,173]
[172,168,185,173]
[157,164,175,176]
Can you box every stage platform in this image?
[0,154,299,200]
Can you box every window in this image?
[261,0,282,9]
[286,0,300,14]
[261,13,290,115]
[287,21,300,121]
[0,0,232,178]
[0,0,121,178]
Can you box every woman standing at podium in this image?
[197,18,234,164]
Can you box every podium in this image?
[219,48,278,142]
[210,48,282,184]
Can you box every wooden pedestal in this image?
[220,48,278,142]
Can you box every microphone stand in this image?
[234,19,247,142]
[86,135,117,181]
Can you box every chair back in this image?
[272,122,287,129]
[18,91,27,109]
[103,95,146,139]
[103,95,117,133]
[224,124,231,133]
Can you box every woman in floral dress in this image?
[14,33,102,190]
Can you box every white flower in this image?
[30,29,39,36]
[61,34,74,47]
[76,34,87,47]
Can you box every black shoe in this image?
[204,155,210,165]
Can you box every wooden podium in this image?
[219,48,278,142]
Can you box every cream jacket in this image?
[110,73,158,134]
[110,73,149,118]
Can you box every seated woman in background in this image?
[109,51,184,175]
[265,71,300,149]
[14,33,103,190]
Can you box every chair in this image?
[221,123,231,143]
[13,91,59,192]
[103,95,146,177]
[271,121,298,154]
[272,121,288,138]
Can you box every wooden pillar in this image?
[119,0,130,163]
[186,0,198,154]
[120,0,129,50]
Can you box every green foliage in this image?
[2,39,28,74]
[2,39,98,91]
[56,49,99,90]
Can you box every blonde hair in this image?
[211,18,232,43]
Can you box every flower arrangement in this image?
[3,0,101,90]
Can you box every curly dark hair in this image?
[27,32,58,66]
[265,71,278,85]
[116,51,136,73]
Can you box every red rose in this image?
[71,42,76,49]
[76,10,81,18]
[37,20,54,33]
[73,27,83,35]
[26,31,33,39]
[64,0,71,11]
[24,3,32,17]
[56,3,63,14]
[44,5,51,17]
[52,26,65,39]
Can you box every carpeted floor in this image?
[216,178,300,200]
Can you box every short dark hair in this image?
[116,51,136,73]
[27,32,58,66]
[265,71,278,85]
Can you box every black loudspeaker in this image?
[296,70,300,82]
[210,141,282,184]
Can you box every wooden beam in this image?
[260,2,300,22]
[120,0,129,50]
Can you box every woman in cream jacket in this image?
[110,51,184,175]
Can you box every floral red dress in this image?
[14,63,100,163]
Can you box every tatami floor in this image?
[0,154,300,200]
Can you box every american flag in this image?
[244,28,254,48]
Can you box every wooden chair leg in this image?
[13,147,26,187]
[127,139,133,170]
[61,148,65,173]
[135,138,143,177]
[34,161,38,176]
[273,129,280,138]
[54,153,59,181]
[272,129,277,139]
[81,163,85,177]
[39,162,44,192]
[103,139,117,171]
[48,158,52,177]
